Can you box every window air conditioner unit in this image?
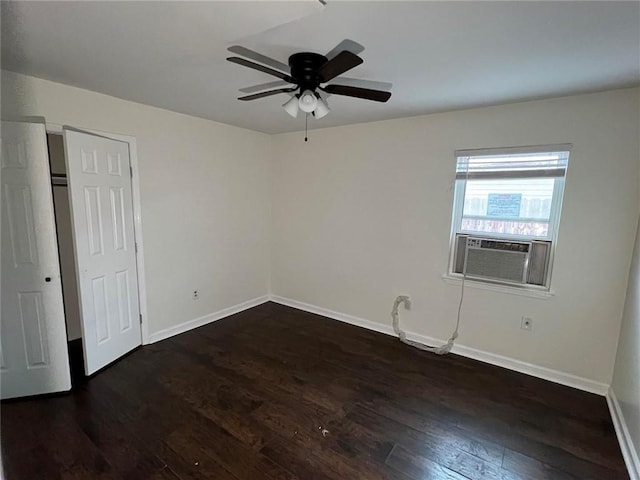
[453,234,551,286]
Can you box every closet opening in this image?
[46,133,85,384]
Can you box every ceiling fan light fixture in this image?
[298,89,318,113]
[314,95,330,119]
[282,95,299,118]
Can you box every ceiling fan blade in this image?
[323,84,391,102]
[317,51,363,83]
[227,57,295,83]
[227,45,290,73]
[330,77,392,91]
[325,39,365,60]
[238,87,297,101]
[239,80,292,94]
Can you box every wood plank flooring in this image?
[1,302,628,479]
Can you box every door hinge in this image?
[134,242,138,254]
[139,314,143,325]
[130,165,133,177]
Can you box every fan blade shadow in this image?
[228,45,290,73]
[227,57,295,83]
[330,77,392,91]
[238,87,297,101]
[239,80,293,94]
[325,39,365,60]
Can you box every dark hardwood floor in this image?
[1,302,628,479]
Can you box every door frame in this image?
[45,123,150,345]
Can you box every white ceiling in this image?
[3,1,639,134]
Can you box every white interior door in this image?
[63,128,141,375]
[1,120,71,399]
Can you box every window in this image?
[449,145,570,289]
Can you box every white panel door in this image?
[63,128,141,375]
[1,121,71,399]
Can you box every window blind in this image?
[455,145,571,180]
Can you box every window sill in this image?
[441,274,555,299]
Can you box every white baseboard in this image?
[147,295,270,344]
[607,389,640,480]
[269,295,609,396]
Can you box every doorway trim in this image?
[45,123,150,345]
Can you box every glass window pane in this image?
[460,177,555,238]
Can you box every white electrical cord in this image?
[392,154,470,355]
[391,274,465,355]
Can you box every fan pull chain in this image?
[305,113,308,142]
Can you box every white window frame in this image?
[447,144,571,291]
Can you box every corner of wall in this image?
[267,133,277,297]
[607,387,640,480]
[613,212,640,374]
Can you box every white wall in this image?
[3,68,637,391]
[1,70,272,337]
[611,211,640,477]
[271,87,640,386]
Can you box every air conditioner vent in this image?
[466,248,527,283]
[453,235,551,287]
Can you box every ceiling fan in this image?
[226,41,392,120]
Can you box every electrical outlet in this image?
[521,316,533,331]
[193,290,199,300]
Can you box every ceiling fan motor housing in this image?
[288,52,328,91]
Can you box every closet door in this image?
[1,120,71,399]
[63,128,141,375]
